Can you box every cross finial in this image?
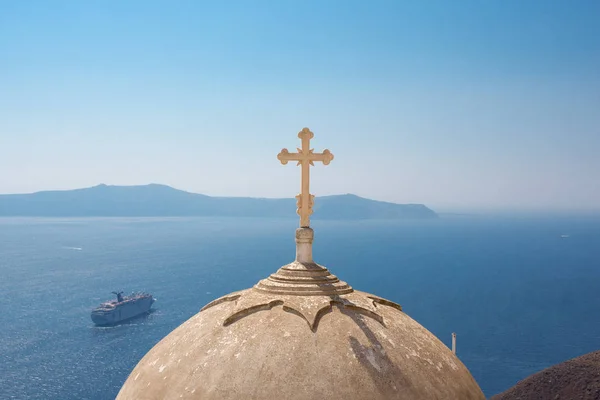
[277,128,334,228]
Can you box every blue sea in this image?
[1,216,600,399]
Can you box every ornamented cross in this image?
[277,128,334,228]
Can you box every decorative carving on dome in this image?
[200,289,402,332]
[280,295,334,330]
[200,292,243,312]
[367,295,403,312]
[224,300,284,326]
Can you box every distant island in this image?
[0,184,438,219]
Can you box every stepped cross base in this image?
[254,227,352,296]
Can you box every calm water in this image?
[1,216,599,399]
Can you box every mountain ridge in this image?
[0,184,438,219]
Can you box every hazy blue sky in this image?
[1,1,599,212]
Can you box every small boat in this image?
[91,291,155,326]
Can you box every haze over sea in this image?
[1,215,599,399]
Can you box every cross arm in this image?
[277,148,302,165]
[308,149,334,165]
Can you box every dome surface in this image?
[117,246,485,399]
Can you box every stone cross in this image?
[277,128,334,228]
